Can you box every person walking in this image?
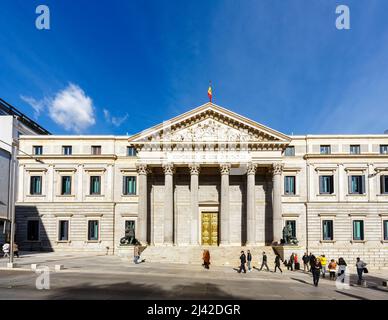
[320,254,327,278]
[312,259,322,287]
[202,249,210,269]
[259,251,270,271]
[328,259,337,280]
[356,257,367,285]
[13,243,19,258]
[238,251,247,273]
[302,252,309,272]
[133,245,140,264]
[2,243,10,258]
[247,250,252,272]
[309,253,316,272]
[337,257,347,283]
[274,254,283,273]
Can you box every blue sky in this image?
[1,0,388,135]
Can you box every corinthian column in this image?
[246,163,257,245]
[272,163,283,244]
[136,164,148,244]
[189,164,200,245]
[220,163,231,245]
[163,163,175,245]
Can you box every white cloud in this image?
[49,83,96,133]
[21,83,96,133]
[103,108,129,127]
[20,95,46,119]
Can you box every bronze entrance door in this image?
[201,212,218,246]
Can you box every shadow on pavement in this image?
[47,280,247,300]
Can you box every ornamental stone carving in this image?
[247,163,257,175]
[189,164,201,175]
[272,163,283,175]
[136,163,148,175]
[220,163,231,175]
[163,163,175,175]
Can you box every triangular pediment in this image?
[129,102,290,145]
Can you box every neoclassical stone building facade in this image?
[15,103,388,267]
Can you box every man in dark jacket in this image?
[289,253,295,271]
[302,252,309,272]
[259,251,269,271]
[238,251,247,273]
[274,254,283,273]
[309,253,316,272]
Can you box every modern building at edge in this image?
[14,102,388,268]
[0,98,50,244]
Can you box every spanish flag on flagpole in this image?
[208,83,212,102]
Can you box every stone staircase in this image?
[130,245,278,267]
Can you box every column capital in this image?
[247,163,257,175]
[136,163,148,175]
[189,163,201,175]
[272,163,283,176]
[220,163,231,175]
[163,163,175,175]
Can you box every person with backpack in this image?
[328,259,337,280]
[356,257,367,285]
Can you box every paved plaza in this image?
[0,252,387,300]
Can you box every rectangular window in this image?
[285,220,296,238]
[127,146,137,157]
[61,176,72,195]
[58,220,69,241]
[62,146,72,155]
[33,146,43,155]
[320,145,331,155]
[322,220,334,240]
[384,220,388,241]
[91,146,101,155]
[380,145,388,154]
[90,176,101,195]
[319,175,334,194]
[353,220,364,241]
[381,175,388,194]
[348,175,365,194]
[123,176,137,195]
[383,220,388,241]
[88,220,99,241]
[27,220,39,241]
[125,220,136,237]
[350,145,360,155]
[284,146,295,156]
[284,176,296,195]
[30,176,42,195]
